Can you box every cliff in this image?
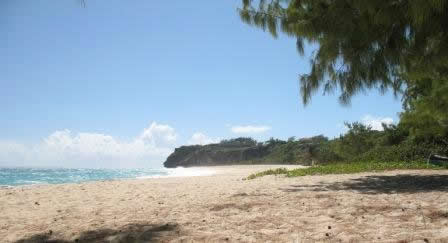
[163,136,328,168]
[163,137,274,168]
[163,143,270,168]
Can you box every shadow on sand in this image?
[282,174,448,194]
[15,223,179,243]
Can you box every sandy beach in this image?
[2,165,448,242]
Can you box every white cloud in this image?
[231,125,271,134]
[361,115,395,131]
[0,122,177,168]
[140,122,177,146]
[187,132,220,145]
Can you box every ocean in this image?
[0,167,215,186]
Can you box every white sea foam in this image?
[137,167,215,179]
[16,180,46,185]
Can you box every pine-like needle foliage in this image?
[239,0,448,102]
[239,0,448,142]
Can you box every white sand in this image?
[2,165,448,242]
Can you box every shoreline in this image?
[2,165,448,242]
[0,166,212,188]
[0,164,301,188]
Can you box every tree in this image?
[238,0,448,141]
[283,138,297,162]
[336,122,377,158]
[400,77,448,143]
[220,137,258,146]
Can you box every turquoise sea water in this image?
[0,167,209,186]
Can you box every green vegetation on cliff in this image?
[164,122,448,168]
[163,138,271,168]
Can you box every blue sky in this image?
[0,0,402,167]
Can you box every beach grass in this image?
[246,167,289,180]
[246,161,447,179]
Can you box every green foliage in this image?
[328,122,446,163]
[246,161,446,179]
[261,135,330,164]
[381,124,409,146]
[269,121,448,165]
[354,141,446,163]
[165,122,447,168]
[400,77,448,143]
[238,0,448,143]
[246,167,288,180]
[312,142,342,163]
[219,137,258,147]
[333,122,380,158]
[265,137,287,147]
[239,0,448,103]
[285,161,445,177]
